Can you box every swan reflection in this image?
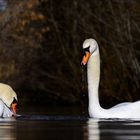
[87,118,140,140]
[87,119,100,140]
[0,118,16,140]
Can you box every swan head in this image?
[81,38,98,65]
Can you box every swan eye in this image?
[83,47,90,55]
[84,47,90,52]
[12,97,17,104]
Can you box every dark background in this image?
[0,0,139,115]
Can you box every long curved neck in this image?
[87,48,104,117]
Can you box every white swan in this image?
[81,38,140,119]
[0,83,17,117]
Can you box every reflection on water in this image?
[1,116,140,140]
[87,119,140,140]
[87,119,100,140]
[0,118,16,140]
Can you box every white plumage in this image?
[0,99,13,117]
[0,83,17,117]
[81,38,140,119]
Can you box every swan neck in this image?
[87,48,103,116]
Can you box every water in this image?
[1,116,140,140]
[88,119,140,140]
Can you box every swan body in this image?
[81,38,140,119]
[0,83,17,117]
[0,99,13,117]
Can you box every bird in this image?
[81,38,140,119]
[0,83,17,117]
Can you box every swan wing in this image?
[111,102,131,109]
[107,101,140,118]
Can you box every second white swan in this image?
[0,83,17,117]
[81,38,140,119]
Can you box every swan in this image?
[81,38,140,119]
[0,83,17,117]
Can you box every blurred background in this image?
[0,0,139,115]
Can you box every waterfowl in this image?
[0,83,17,117]
[81,38,140,118]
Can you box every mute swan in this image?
[81,38,140,119]
[0,83,17,117]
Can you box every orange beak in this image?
[11,103,17,114]
[81,51,90,65]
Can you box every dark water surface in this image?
[1,116,140,140]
